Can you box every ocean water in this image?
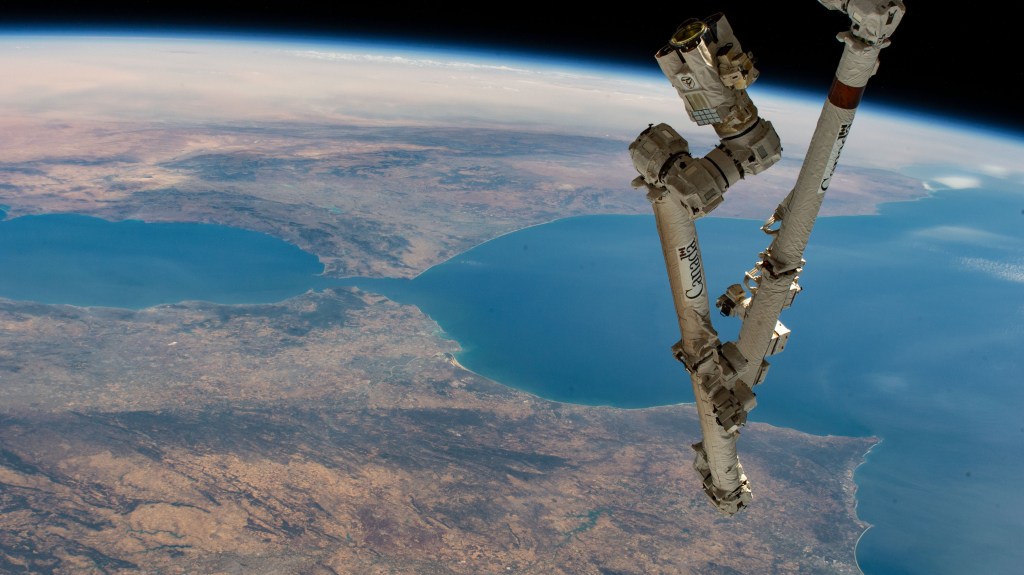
[0,213,336,308]
[350,175,1024,575]
[1,174,1021,574]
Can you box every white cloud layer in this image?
[912,226,1021,249]
[923,176,982,190]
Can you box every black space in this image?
[2,2,1022,134]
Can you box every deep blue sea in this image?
[1,172,1021,575]
[349,175,1024,575]
[0,214,338,308]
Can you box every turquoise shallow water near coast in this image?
[1,172,1021,574]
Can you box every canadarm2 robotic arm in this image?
[629,2,903,515]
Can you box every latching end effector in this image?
[645,13,782,181]
[693,441,753,515]
[654,13,763,136]
[818,0,905,46]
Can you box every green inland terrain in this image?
[0,118,922,574]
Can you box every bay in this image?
[0,213,336,308]
[352,176,1024,575]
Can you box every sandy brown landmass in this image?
[0,291,875,575]
[0,115,891,573]
[0,117,926,278]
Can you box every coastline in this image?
[437,329,880,572]
[409,215,581,281]
[0,212,880,568]
[436,301,880,573]
[1,207,884,571]
[852,436,883,575]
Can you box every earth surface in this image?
[0,35,1022,575]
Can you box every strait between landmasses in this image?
[0,117,886,575]
[0,41,924,574]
